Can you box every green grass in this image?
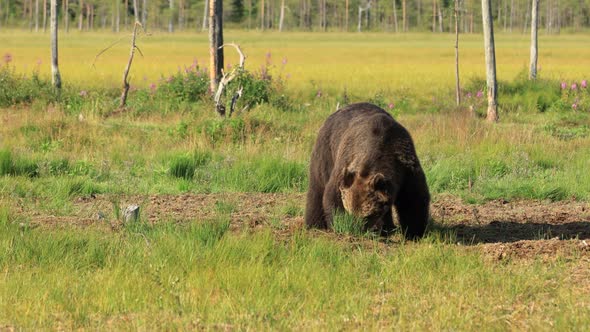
[0,211,588,329]
[2,31,590,328]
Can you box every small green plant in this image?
[0,149,38,177]
[332,211,365,236]
[168,150,212,180]
[193,218,231,247]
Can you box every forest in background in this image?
[1,0,589,34]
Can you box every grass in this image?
[2,31,590,328]
[0,211,588,329]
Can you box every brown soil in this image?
[10,193,590,261]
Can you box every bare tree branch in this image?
[214,43,246,117]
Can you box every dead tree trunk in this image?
[132,0,138,24]
[215,43,245,117]
[42,0,47,32]
[481,0,498,122]
[168,0,173,32]
[120,22,141,108]
[64,0,70,32]
[115,0,120,32]
[78,0,83,30]
[209,0,223,98]
[142,0,147,28]
[202,0,208,31]
[358,1,371,32]
[34,0,38,31]
[260,0,264,30]
[402,0,406,31]
[392,0,398,32]
[437,0,443,32]
[50,0,61,89]
[529,0,539,80]
[454,0,460,106]
[278,0,285,31]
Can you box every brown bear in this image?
[304,102,430,239]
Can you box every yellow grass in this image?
[2,30,590,97]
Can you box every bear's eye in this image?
[342,169,355,188]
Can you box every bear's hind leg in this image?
[305,183,327,229]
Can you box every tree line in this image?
[1,0,588,33]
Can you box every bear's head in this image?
[339,167,394,229]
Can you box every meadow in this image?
[1,30,590,329]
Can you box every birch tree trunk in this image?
[481,0,498,122]
[402,0,406,31]
[42,0,46,32]
[50,0,61,89]
[345,0,349,31]
[168,0,173,32]
[454,0,461,106]
[202,0,208,31]
[392,0,398,32]
[78,0,83,30]
[278,0,285,31]
[432,0,436,31]
[34,0,38,31]
[64,0,69,32]
[142,0,146,29]
[132,0,137,22]
[437,1,443,32]
[529,0,539,80]
[260,0,264,30]
[116,0,120,32]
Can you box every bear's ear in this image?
[370,173,387,191]
[341,168,355,189]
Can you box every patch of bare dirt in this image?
[9,193,590,261]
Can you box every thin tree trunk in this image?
[78,0,83,30]
[34,0,38,31]
[260,0,264,30]
[392,0,398,32]
[132,0,138,22]
[247,0,251,29]
[209,0,223,93]
[481,0,498,122]
[454,0,460,106]
[509,0,514,32]
[50,0,61,89]
[64,0,69,32]
[279,0,285,31]
[437,0,443,32]
[42,0,47,32]
[178,0,183,29]
[402,0,406,31]
[168,0,173,32]
[523,0,529,33]
[529,0,539,80]
[345,0,349,31]
[202,0,208,31]
[124,0,128,28]
[432,0,436,31]
[116,0,120,32]
[120,22,140,108]
[142,0,147,28]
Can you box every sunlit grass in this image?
[3,30,590,98]
[0,211,589,329]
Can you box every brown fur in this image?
[304,103,430,239]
